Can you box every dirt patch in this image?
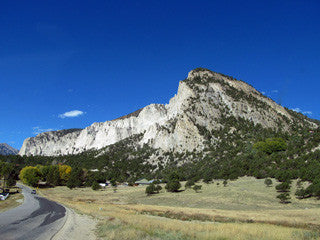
[52,207,97,240]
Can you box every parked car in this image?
[31,190,36,194]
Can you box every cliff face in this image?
[19,68,316,156]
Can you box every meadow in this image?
[39,177,320,240]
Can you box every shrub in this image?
[193,185,202,193]
[295,188,311,199]
[277,192,291,204]
[264,178,273,187]
[146,183,156,195]
[275,181,291,192]
[223,180,228,187]
[92,181,101,191]
[165,180,181,192]
[155,184,162,193]
[185,179,195,188]
[145,183,162,195]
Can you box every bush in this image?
[91,181,101,191]
[155,184,162,193]
[185,179,195,188]
[145,183,162,195]
[223,180,228,187]
[295,188,311,199]
[306,182,320,198]
[277,192,291,204]
[146,183,156,195]
[165,180,181,192]
[193,185,202,193]
[275,181,291,192]
[264,178,273,187]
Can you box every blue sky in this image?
[1,0,319,150]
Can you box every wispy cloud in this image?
[59,110,84,119]
[302,111,312,115]
[33,126,54,135]
[271,90,279,93]
[292,108,301,112]
[291,108,312,115]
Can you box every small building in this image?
[134,179,150,185]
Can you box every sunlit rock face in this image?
[19,68,314,156]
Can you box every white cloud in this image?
[292,108,301,112]
[302,111,312,115]
[271,90,279,93]
[33,126,54,135]
[59,110,84,118]
[291,108,312,115]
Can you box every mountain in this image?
[0,143,19,155]
[19,68,318,157]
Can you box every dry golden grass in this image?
[0,192,23,213]
[39,177,320,240]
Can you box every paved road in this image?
[0,184,66,240]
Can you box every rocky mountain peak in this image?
[19,68,317,157]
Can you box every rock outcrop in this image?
[19,68,316,156]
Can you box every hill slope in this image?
[19,68,317,157]
[0,143,19,155]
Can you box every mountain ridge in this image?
[0,143,19,155]
[19,68,318,157]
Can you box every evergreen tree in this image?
[193,185,202,193]
[165,180,181,192]
[67,167,83,189]
[47,166,60,186]
[91,181,101,190]
[185,179,195,189]
[264,178,273,187]
[277,192,291,204]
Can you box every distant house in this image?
[99,183,106,188]
[134,179,151,185]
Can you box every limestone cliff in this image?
[19,68,316,156]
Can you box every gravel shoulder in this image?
[52,206,97,240]
[0,184,97,240]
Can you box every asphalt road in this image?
[0,184,66,240]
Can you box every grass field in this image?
[39,177,320,240]
[0,191,23,213]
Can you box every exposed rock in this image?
[19,68,316,156]
[0,143,19,155]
